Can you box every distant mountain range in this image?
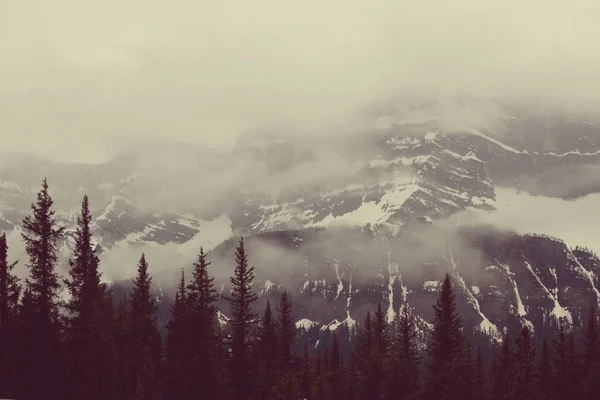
[2,97,600,349]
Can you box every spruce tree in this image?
[551,319,581,400]
[539,339,552,400]
[327,333,344,400]
[129,253,162,399]
[387,303,420,400]
[581,305,600,398]
[13,282,35,396]
[0,233,20,325]
[474,346,487,400]
[424,273,463,400]
[164,269,189,400]
[331,332,341,372]
[187,247,221,398]
[20,178,66,399]
[277,290,295,372]
[133,344,162,400]
[353,311,379,399]
[313,351,324,400]
[565,328,582,395]
[214,323,232,400]
[582,349,600,399]
[490,332,512,400]
[224,238,259,400]
[297,344,313,400]
[370,302,390,400]
[583,305,598,372]
[64,194,105,400]
[113,294,133,400]
[458,341,477,400]
[95,286,117,399]
[345,355,359,400]
[373,302,391,357]
[0,233,20,398]
[254,300,279,399]
[268,371,301,400]
[506,327,541,400]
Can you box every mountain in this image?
[207,226,600,352]
[1,97,600,347]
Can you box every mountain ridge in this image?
[2,98,600,349]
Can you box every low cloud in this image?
[2,0,600,163]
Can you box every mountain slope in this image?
[2,98,600,349]
[207,226,600,350]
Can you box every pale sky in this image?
[1,0,599,163]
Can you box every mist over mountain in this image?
[4,1,600,398]
[2,97,600,350]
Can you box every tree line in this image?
[0,179,600,400]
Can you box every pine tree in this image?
[581,305,600,398]
[0,233,20,325]
[132,344,162,400]
[506,327,541,400]
[331,332,341,372]
[13,282,35,396]
[164,269,189,400]
[474,346,487,400]
[565,327,582,395]
[539,339,551,400]
[297,344,313,399]
[187,247,222,399]
[20,178,66,399]
[551,320,581,400]
[254,300,279,399]
[129,253,162,399]
[314,351,325,400]
[373,302,391,357]
[113,294,133,400]
[277,290,296,372]
[214,323,233,400]
[370,302,390,400]
[95,286,117,399]
[224,238,259,400]
[353,311,380,399]
[0,233,20,398]
[64,195,105,400]
[458,341,477,400]
[345,355,359,400]
[424,273,463,400]
[582,349,600,399]
[327,333,345,400]
[490,332,512,400]
[584,305,598,372]
[268,371,301,400]
[387,303,420,400]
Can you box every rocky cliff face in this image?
[203,226,600,352]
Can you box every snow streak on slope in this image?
[524,261,573,324]
[345,266,356,334]
[330,259,343,300]
[319,260,357,337]
[494,261,534,331]
[565,248,600,306]
[447,246,502,342]
[386,251,399,323]
[543,149,600,157]
[465,129,527,154]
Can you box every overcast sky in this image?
[1,0,599,163]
